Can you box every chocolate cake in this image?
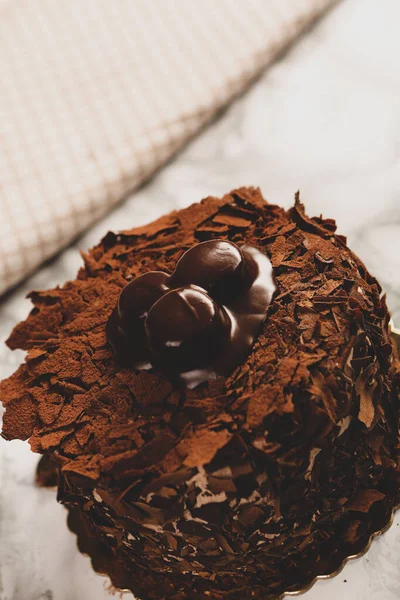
[1,187,399,600]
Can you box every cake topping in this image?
[118,271,170,323]
[107,239,275,386]
[169,239,250,303]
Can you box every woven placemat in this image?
[0,0,337,294]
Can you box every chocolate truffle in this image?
[1,188,399,600]
[107,239,275,387]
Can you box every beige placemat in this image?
[0,0,337,295]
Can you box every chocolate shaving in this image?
[346,489,386,513]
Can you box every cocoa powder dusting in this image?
[1,187,399,600]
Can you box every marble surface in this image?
[1,0,400,598]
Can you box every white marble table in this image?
[1,0,400,598]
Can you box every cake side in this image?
[1,187,399,599]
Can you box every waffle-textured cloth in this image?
[0,0,336,295]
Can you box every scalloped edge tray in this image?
[68,502,399,599]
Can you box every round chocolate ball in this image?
[170,240,250,303]
[118,271,170,327]
[145,285,230,375]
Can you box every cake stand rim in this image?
[68,502,400,599]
